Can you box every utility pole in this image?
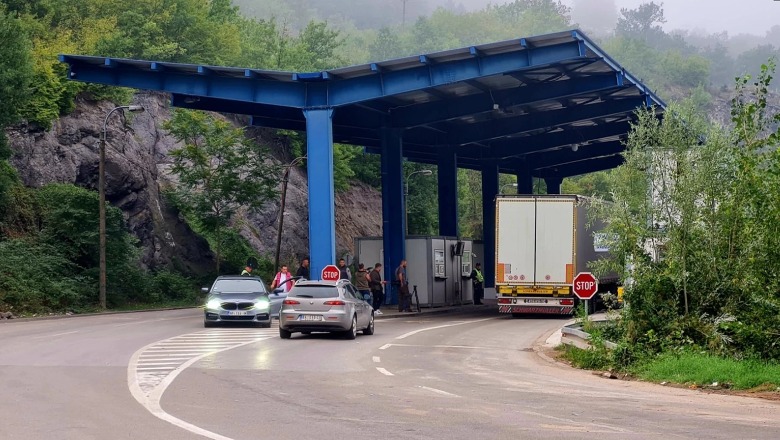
[99,105,144,310]
[274,156,307,275]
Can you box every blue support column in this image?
[380,128,405,306]
[437,148,458,236]
[545,176,562,194]
[516,160,533,194]
[481,159,499,289]
[303,108,336,279]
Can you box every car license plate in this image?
[227,311,248,316]
[299,315,322,321]
[525,299,546,304]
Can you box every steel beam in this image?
[381,128,405,306]
[304,108,336,279]
[327,41,583,106]
[437,148,459,236]
[481,158,499,289]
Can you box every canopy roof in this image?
[61,30,665,178]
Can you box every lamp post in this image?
[404,169,433,235]
[99,105,144,310]
[274,156,307,275]
[500,183,518,194]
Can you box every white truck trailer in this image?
[495,194,616,316]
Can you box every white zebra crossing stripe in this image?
[128,323,278,440]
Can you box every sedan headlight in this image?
[206,299,221,309]
[255,298,270,310]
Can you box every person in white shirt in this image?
[271,265,293,292]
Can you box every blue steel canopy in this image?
[60,30,664,179]
[60,29,665,291]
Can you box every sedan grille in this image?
[220,315,255,321]
[220,302,255,310]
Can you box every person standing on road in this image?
[271,265,293,293]
[295,257,310,280]
[396,259,411,312]
[355,263,371,302]
[240,265,253,276]
[369,263,386,315]
[338,258,352,281]
[470,262,484,305]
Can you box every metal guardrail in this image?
[561,323,617,350]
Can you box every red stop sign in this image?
[572,272,598,300]
[321,264,341,282]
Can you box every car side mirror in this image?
[273,288,284,295]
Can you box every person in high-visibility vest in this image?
[470,263,484,305]
[240,266,253,276]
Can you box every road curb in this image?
[0,306,200,323]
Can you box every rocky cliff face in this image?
[6,92,382,273]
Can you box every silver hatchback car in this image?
[278,279,375,339]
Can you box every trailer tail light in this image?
[283,299,300,305]
[560,299,574,306]
[498,298,512,304]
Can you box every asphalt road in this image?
[1,307,778,440]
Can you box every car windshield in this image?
[211,279,266,293]
[289,285,339,298]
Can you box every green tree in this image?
[163,110,279,273]
[615,1,666,43]
[0,7,33,208]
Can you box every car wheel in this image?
[344,315,357,340]
[363,313,375,335]
[204,321,217,328]
[279,328,292,339]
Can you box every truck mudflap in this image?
[498,305,574,315]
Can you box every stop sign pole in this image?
[321,264,341,281]
[572,272,598,316]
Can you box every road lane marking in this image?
[395,318,492,340]
[128,329,272,440]
[32,330,79,339]
[419,386,460,398]
[372,356,381,363]
[376,367,394,376]
[378,343,501,350]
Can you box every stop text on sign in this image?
[575,280,596,291]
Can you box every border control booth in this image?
[356,237,474,307]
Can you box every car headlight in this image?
[255,298,270,310]
[206,299,221,309]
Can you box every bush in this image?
[0,239,89,314]
[151,270,199,302]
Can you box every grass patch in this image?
[556,344,611,370]
[634,352,780,390]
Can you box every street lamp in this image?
[99,105,144,310]
[274,156,307,275]
[501,183,518,194]
[404,169,433,235]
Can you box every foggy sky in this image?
[454,0,778,36]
